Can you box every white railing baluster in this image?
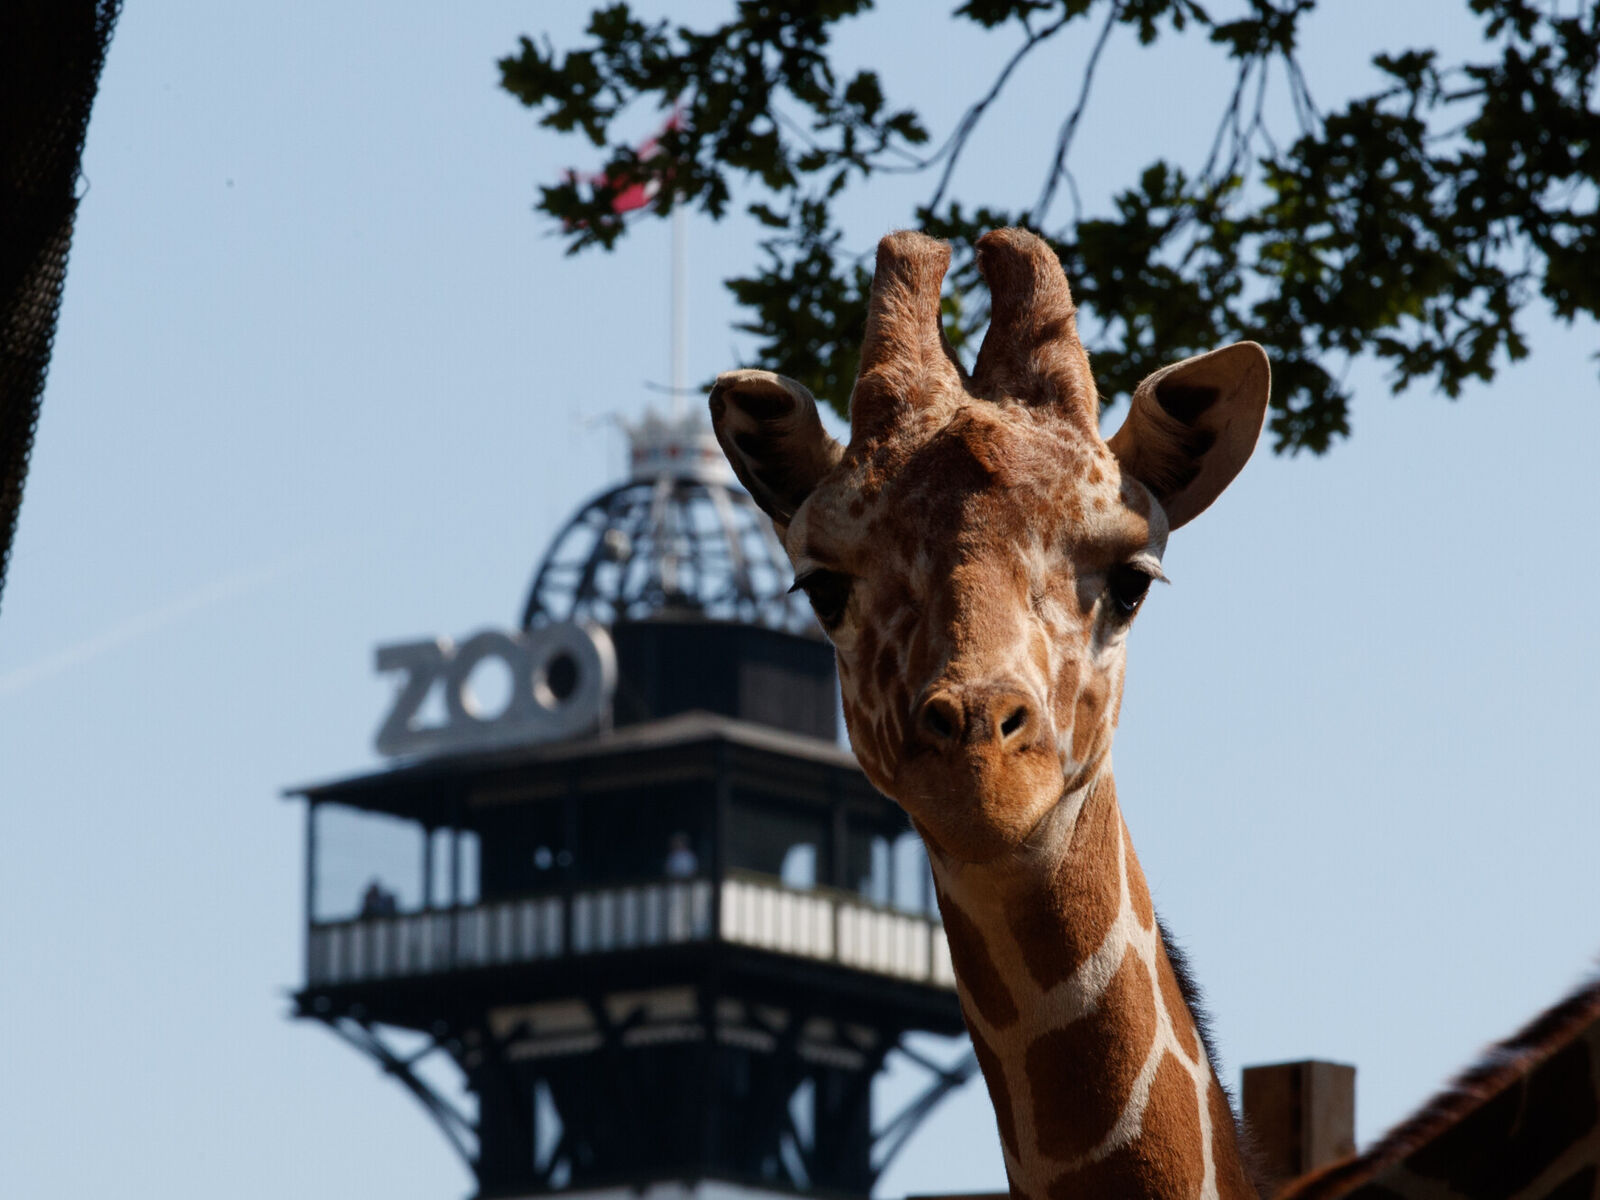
[303,876,950,991]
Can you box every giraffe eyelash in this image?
[1126,555,1169,584]
[1106,560,1168,619]
[790,567,854,628]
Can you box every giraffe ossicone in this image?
[711,228,1270,1199]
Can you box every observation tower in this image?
[288,407,973,1200]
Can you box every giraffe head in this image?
[711,229,1268,865]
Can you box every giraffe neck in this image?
[929,772,1258,1200]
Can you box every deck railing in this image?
[306,875,955,991]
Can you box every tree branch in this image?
[1035,1,1122,224]
[928,12,1072,211]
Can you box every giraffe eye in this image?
[1106,564,1154,618]
[790,569,854,629]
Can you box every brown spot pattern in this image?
[1007,785,1124,989]
[706,232,1275,1195]
[1071,672,1109,764]
[1125,823,1154,931]
[940,897,1020,1030]
[841,695,881,769]
[1027,946,1155,1161]
[971,1023,1023,1163]
[1207,1079,1253,1195]
[1158,942,1200,1061]
[1046,1052,1204,1200]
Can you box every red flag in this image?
[570,109,682,218]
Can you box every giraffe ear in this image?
[1107,341,1270,530]
[709,369,845,527]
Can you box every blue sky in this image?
[2,3,1596,1198]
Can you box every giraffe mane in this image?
[1158,914,1274,1196]
[1277,967,1600,1198]
[1154,915,1224,1084]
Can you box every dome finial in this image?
[625,405,734,486]
[521,403,814,636]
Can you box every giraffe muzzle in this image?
[894,680,1063,861]
[912,684,1042,756]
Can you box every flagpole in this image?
[670,200,687,419]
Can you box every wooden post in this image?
[1241,1059,1357,1191]
[304,800,319,982]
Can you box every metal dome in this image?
[521,408,815,635]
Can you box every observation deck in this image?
[289,407,971,1199]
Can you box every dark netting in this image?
[520,475,815,635]
[0,1,122,617]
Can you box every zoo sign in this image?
[374,621,616,758]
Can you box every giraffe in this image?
[709,227,1271,1199]
[1278,973,1600,1200]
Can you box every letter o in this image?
[524,621,616,739]
[445,631,533,728]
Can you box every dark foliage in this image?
[500,0,1599,453]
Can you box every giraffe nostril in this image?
[917,693,962,746]
[1000,706,1029,739]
